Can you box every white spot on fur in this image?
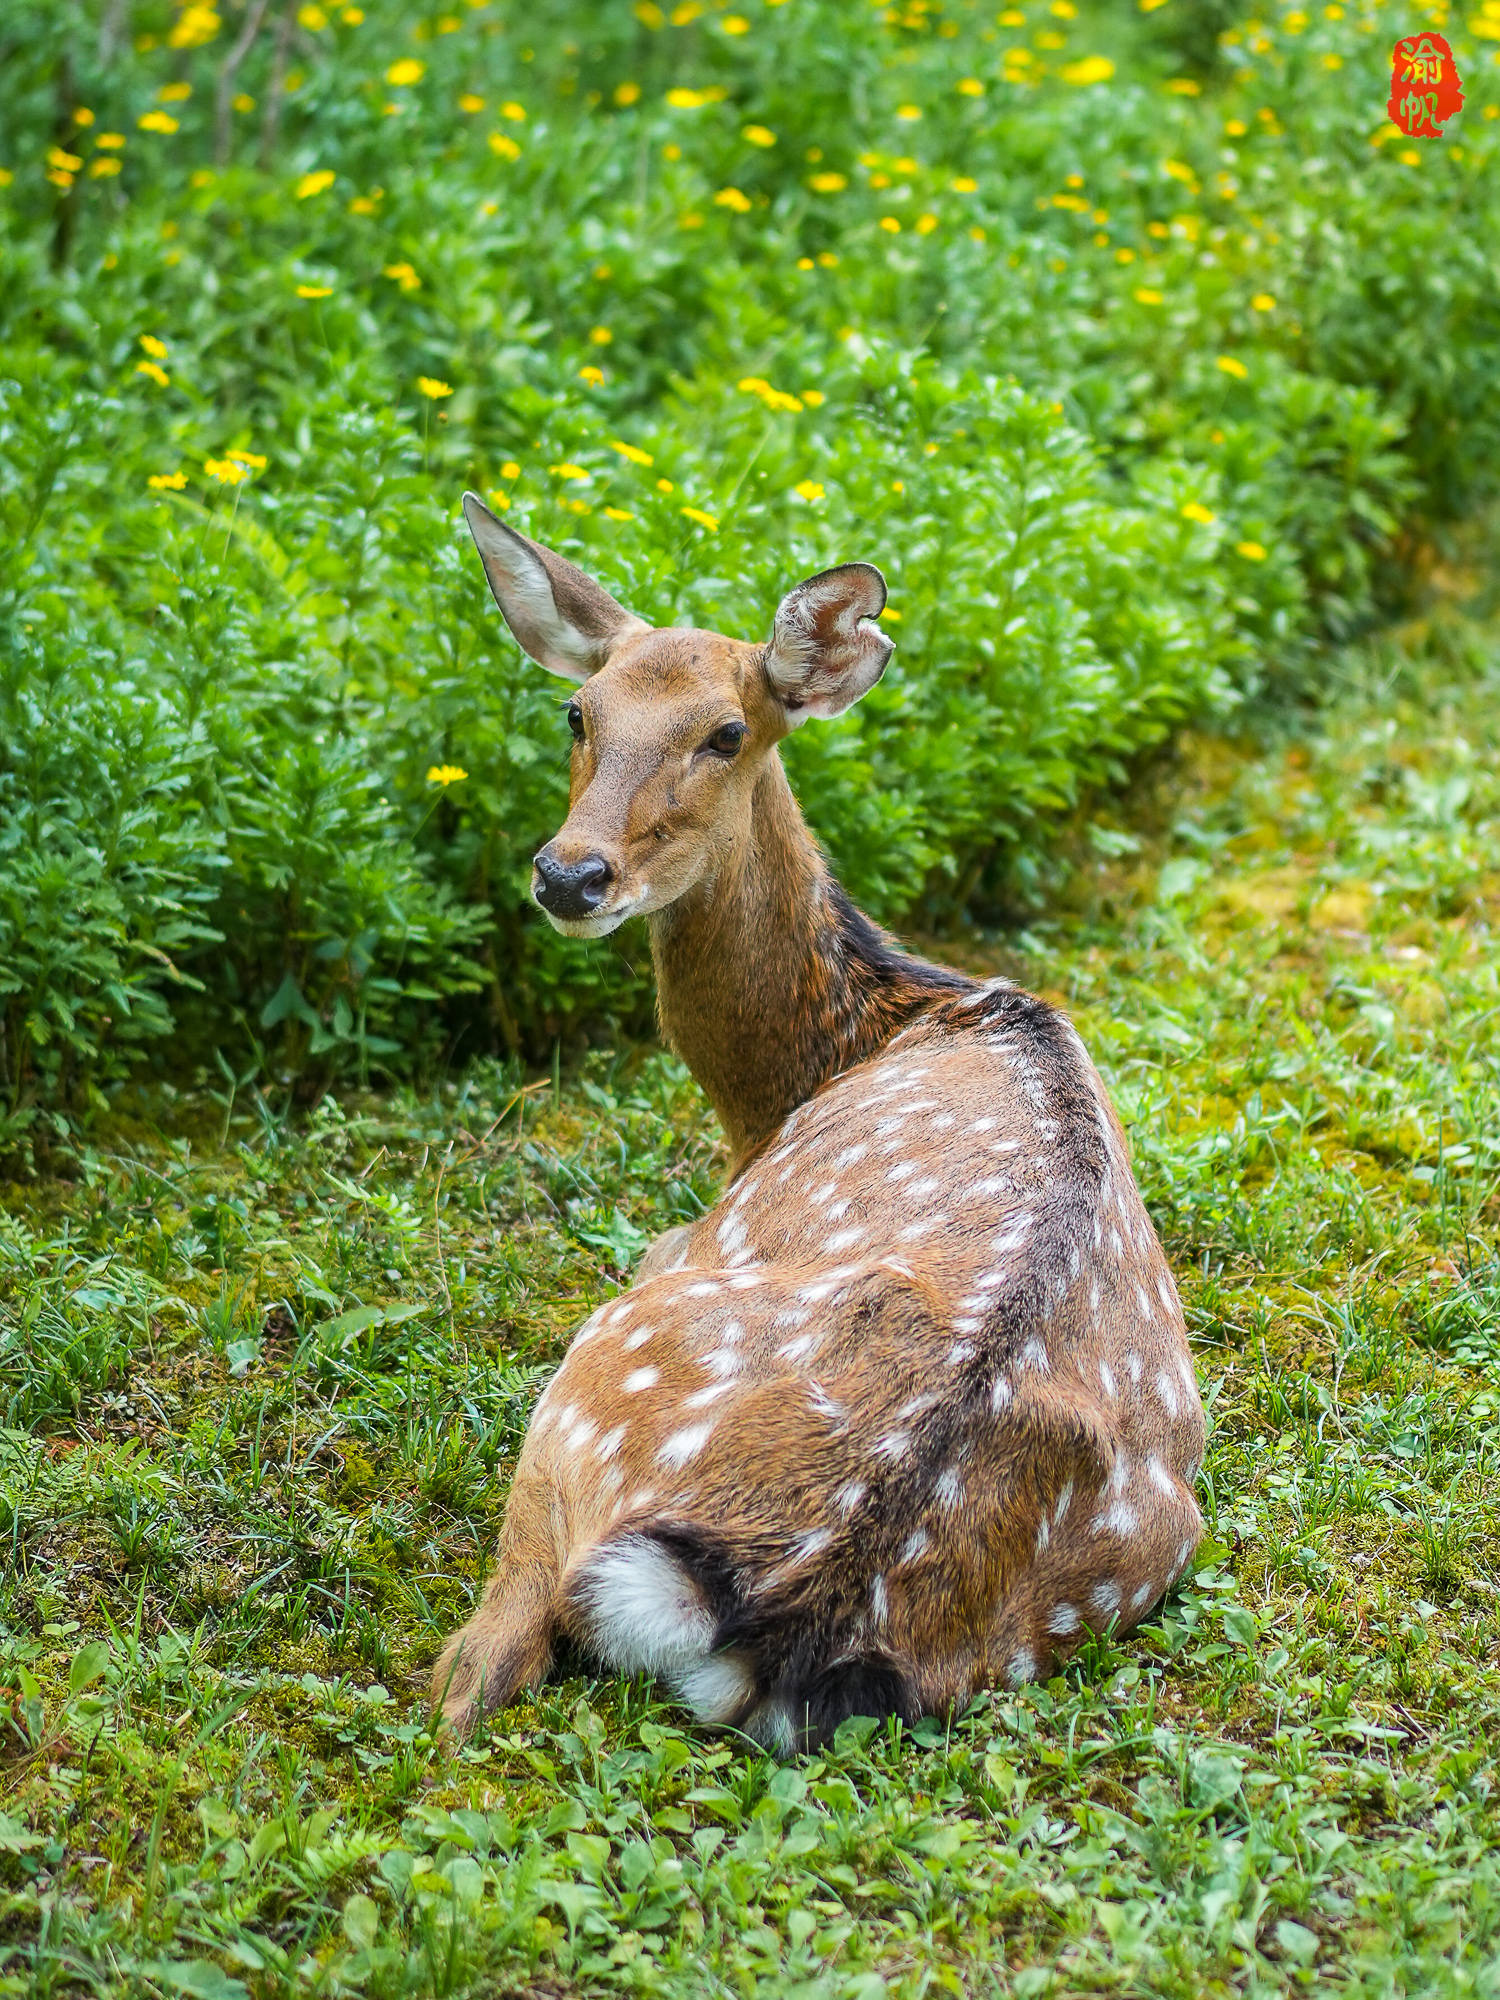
[1048,1603,1080,1636]
[657,1422,715,1469]
[1089,1579,1121,1620]
[1098,1359,1117,1398]
[991,1375,1013,1413]
[1154,1370,1181,1419]
[594,1424,628,1462]
[1094,1500,1139,1537]
[872,1430,911,1462]
[898,1528,930,1565]
[684,1281,721,1299]
[934,1465,964,1509]
[1127,1351,1143,1384]
[946,1342,975,1366]
[1129,1580,1156,1614]
[684,1381,736,1410]
[870,1575,889,1623]
[622,1325,655,1353]
[826,1226,867,1252]
[1007,1647,1036,1688]
[1146,1453,1176,1496]
[835,1480,867,1515]
[1018,1337,1050,1373]
[622,1368,659,1394]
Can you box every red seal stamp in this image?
[1387,32,1464,137]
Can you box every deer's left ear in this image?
[763,561,893,727]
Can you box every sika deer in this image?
[432,494,1206,1751]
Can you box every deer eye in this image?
[566,701,584,741]
[702,721,747,758]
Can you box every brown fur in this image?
[432,505,1206,1749]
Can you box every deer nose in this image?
[533,846,614,919]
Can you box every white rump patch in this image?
[571,1536,713,1678]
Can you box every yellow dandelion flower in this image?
[1237,541,1267,560]
[1134,287,1163,304]
[135,360,170,386]
[656,477,675,492]
[879,215,901,233]
[487,489,511,509]
[204,457,247,483]
[1115,247,1136,262]
[501,100,525,121]
[342,4,363,17]
[418,377,453,399]
[743,124,776,147]
[879,605,901,621]
[801,389,826,407]
[148,471,188,490]
[139,334,168,358]
[1225,118,1247,137]
[896,104,922,121]
[808,171,847,192]
[797,256,814,270]
[679,212,703,229]
[297,283,333,298]
[299,4,327,26]
[1162,159,1197,184]
[459,93,484,112]
[915,212,938,235]
[138,111,179,133]
[958,77,984,96]
[97,132,126,149]
[386,58,425,85]
[1061,56,1114,84]
[610,440,654,466]
[168,3,220,45]
[158,81,193,102]
[488,132,521,160]
[550,463,590,481]
[1251,292,1276,311]
[426,764,468,785]
[793,480,824,501]
[49,147,83,171]
[681,505,719,530]
[296,169,335,198]
[90,156,121,177]
[74,108,95,127]
[666,87,707,108]
[233,93,254,112]
[228,451,266,469]
[951,175,977,192]
[578,365,605,386]
[500,460,520,478]
[383,261,421,290]
[1398,148,1420,166]
[636,0,664,22]
[589,325,613,345]
[1180,501,1215,524]
[715,186,752,212]
[818,250,838,266]
[1216,355,1248,379]
[721,12,750,30]
[891,480,905,493]
[615,82,641,105]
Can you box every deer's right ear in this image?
[462,492,648,682]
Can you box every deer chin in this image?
[536,886,656,939]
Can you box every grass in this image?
[4,582,1500,1995]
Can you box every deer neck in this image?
[648,754,969,1167]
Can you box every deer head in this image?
[463,493,894,937]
